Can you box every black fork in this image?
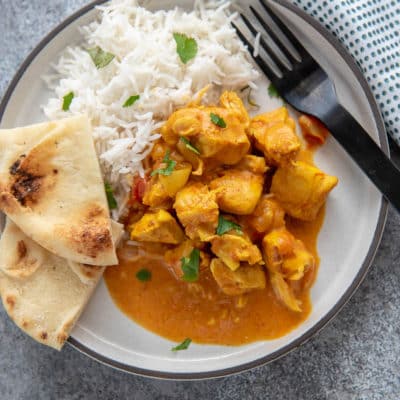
[233,0,400,212]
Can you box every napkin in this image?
[292,0,400,145]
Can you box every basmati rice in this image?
[43,0,259,217]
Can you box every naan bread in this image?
[0,115,117,266]
[0,219,123,350]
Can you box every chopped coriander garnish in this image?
[180,136,200,155]
[87,46,115,69]
[216,215,243,236]
[105,182,117,210]
[150,150,176,177]
[210,113,226,128]
[268,83,280,98]
[181,248,200,282]
[123,94,140,108]
[173,33,198,64]
[136,268,152,282]
[171,338,192,352]
[62,92,74,111]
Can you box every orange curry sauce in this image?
[104,147,325,345]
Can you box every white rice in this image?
[42,0,259,216]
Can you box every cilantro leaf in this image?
[136,268,152,282]
[173,33,198,64]
[180,136,200,155]
[87,46,115,69]
[268,83,280,98]
[210,113,226,128]
[181,248,200,282]
[105,182,117,210]
[216,215,243,236]
[150,150,176,177]
[171,338,192,352]
[62,92,74,111]
[123,95,140,108]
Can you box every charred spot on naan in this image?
[5,294,16,310]
[7,146,58,208]
[66,204,113,259]
[78,264,103,280]
[17,240,27,260]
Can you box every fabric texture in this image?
[292,0,400,144]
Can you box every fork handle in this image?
[323,104,400,211]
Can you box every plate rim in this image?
[0,0,389,380]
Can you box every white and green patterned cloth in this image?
[292,0,400,144]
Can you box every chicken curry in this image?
[105,91,338,345]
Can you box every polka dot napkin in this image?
[292,0,400,144]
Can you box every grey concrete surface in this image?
[0,1,399,399]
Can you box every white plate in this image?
[0,0,388,379]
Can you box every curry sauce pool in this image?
[104,91,337,344]
[104,206,324,344]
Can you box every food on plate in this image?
[105,91,338,345]
[130,209,185,244]
[299,114,329,146]
[0,116,118,266]
[271,161,338,221]
[248,107,300,166]
[43,0,259,214]
[0,219,123,350]
[0,116,121,349]
[0,0,339,349]
[210,259,266,296]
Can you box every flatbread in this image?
[0,115,117,266]
[0,219,123,350]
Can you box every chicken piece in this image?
[174,182,219,240]
[142,178,171,208]
[158,162,192,197]
[210,170,264,215]
[143,157,192,206]
[161,94,250,165]
[195,107,250,164]
[271,161,338,221]
[299,114,329,145]
[262,228,315,312]
[161,108,202,146]
[261,228,314,281]
[269,271,302,312]
[165,240,210,279]
[247,196,285,234]
[219,91,250,127]
[210,258,266,296]
[249,107,300,165]
[235,154,268,175]
[130,209,185,244]
[211,234,263,271]
[176,139,204,176]
[252,107,291,128]
[150,140,171,163]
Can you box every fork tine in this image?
[232,22,281,81]
[240,12,292,71]
[258,0,308,59]
[249,5,298,65]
